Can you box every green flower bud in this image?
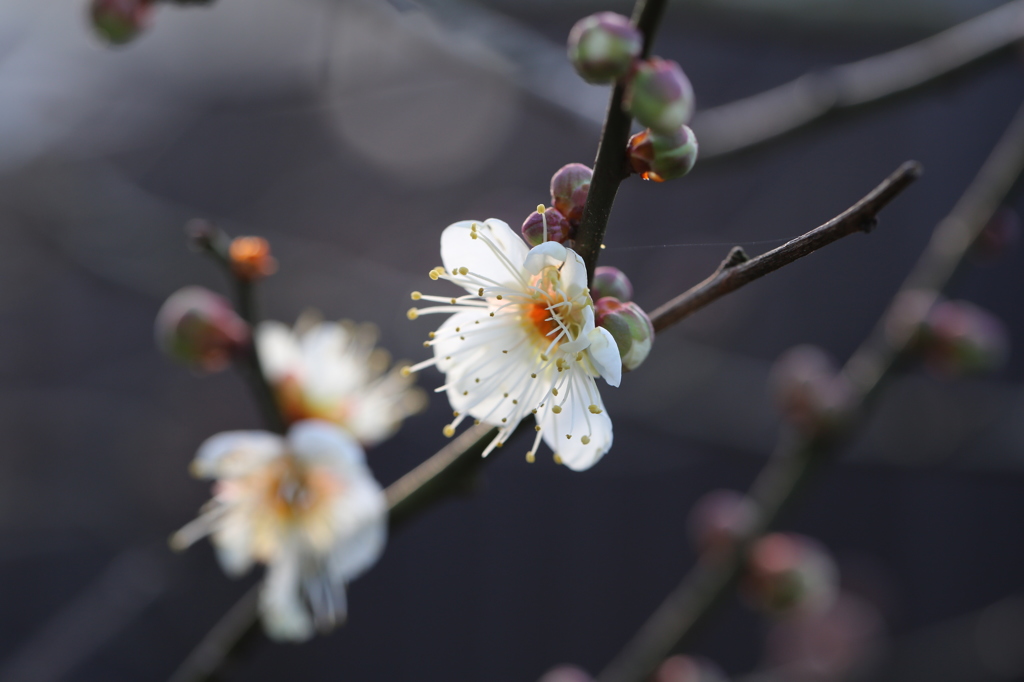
[770,345,854,437]
[592,266,633,302]
[550,163,592,227]
[744,533,839,615]
[90,0,154,45]
[567,12,642,85]
[521,207,572,246]
[624,58,695,136]
[627,126,698,182]
[155,286,250,372]
[921,299,1009,376]
[595,297,654,371]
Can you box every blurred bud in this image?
[770,345,854,437]
[229,236,278,281]
[155,286,250,372]
[550,163,593,227]
[624,58,695,136]
[973,207,1020,262]
[688,489,757,557]
[537,665,594,682]
[627,126,698,182]
[920,299,1009,376]
[567,12,642,85]
[592,266,633,302]
[595,297,654,371]
[744,533,839,615]
[90,0,154,45]
[522,207,572,246]
[653,656,729,682]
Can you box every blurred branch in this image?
[596,101,1024,682]
[575,0,670,280]
[648,161,921,332]
[693,0,1024,159]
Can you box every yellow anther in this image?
[501,418,507,423]
[407,308,419,320]
[471,233,479,239]
[428,331,436,339]
[400,366,412,377]
[411,291,422,300]
[459,267,469,275]
[531,409,538,415]
[503,392,509,398]
[552,405,562,414]
[489,312,495,317]
[581,435,591,445]
[537,204,546,213]
[566,434,571,440]
[429,269,440,280]
[540,354,549,362]
[478,288,484,296]
[460,336,465,340]
[576,353,583,362]
[552,388,559,396]
[475,378,480,383]
[588,404,602,414]
[534,425,541,432]
[474,419,481,425]
[453,411,460,417]
[553,454,563,465]
[450,298,457,304]
[531,373,537,378]
[512,399,518,405]
[443,424,456,438]
[526,451,535,463]
[502,350,508,354]
[496,295,503,300]
[423,341,431,348]
[495,441,503,448]
[463,391,469,396]
[455,327,461,332]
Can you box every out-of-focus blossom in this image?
[594,296,654,372]
[171,420,387,641]
[155,286,250,373]
[688,489,757,557]
[89,0,154,46]
[624,58,695,136]
[653,655,729,682]
[229,236,278,282]
[744,533,839,615]
[567,12,642,84]
[627,126,699,182]
[406,219,621,470]
[919,299,1009,376]
[770,345,855,437]
[550,163,593,228]
[764,592,884,682]
[538,665,594,682]
[257,317,426,447]
[522,205,573,246]
[592,266,633,302]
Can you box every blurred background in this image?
[1,0,1023,680]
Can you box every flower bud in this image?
[653,656,728,682]
[567,12,642,85]
[770,345,854,437]
[595,297,654,371]
[155,286,250,372]
[627,126,698,182]
[90,0,154,45]
[592,266,633,302]
[229,236,278,281]
[537,666,594,682]
[687,489,757,557]
[522,206,572,246]
[550,163,592,227]
[624,58,695,136]
[921,299,1009,376]
[744,533,839,615]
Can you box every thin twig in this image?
[649,161,922,332]
[596,102,1024,682]
[575,0,670,280]
[693,0,1024,159]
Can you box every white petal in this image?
[540,377,613,471]
[255,321,302,383]
[560,306,596,354]
[560,248,589,300]
[523,241,567,274]
[587,327,622,387]
[287,420,366,471]
[260,550,315,642]
[440,219,529,292]
[328,481,388,582]
[192,431,285,479]
[212,514,255,577]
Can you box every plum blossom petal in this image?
[587,326,622,387]
[440,219,530,292]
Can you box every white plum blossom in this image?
[405,218,622,471]
[256,317,426,447]
[171,420,387,641]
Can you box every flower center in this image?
[525,301,560,345]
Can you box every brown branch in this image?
[597,101,1024,682]
[693,0,1024,159]
[649,161,922,333]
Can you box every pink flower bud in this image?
[624,58,695,136]
[627,126,698,182]
[550,163,593,227]
[769,345,854,437]
[921,299,1009,376]
[90,0,154,45]
[653,656,728,682]
[567,12,642,85]
[744,533,839,615]
[687,489,757,556]
[595,297,654,371]
[592,266,633,302]
[522,207,572,246]
[537,665,594,682]
[155,286,250,372]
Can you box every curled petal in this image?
[560,248,589,300]
[524,241,568,274]
[561,306,596,354]
[192,431,285,479]
[256,321,302,383]
[587,327,622,387]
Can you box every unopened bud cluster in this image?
[521,164,593,246]
[567,13,699,183]
[592,267,654,372]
